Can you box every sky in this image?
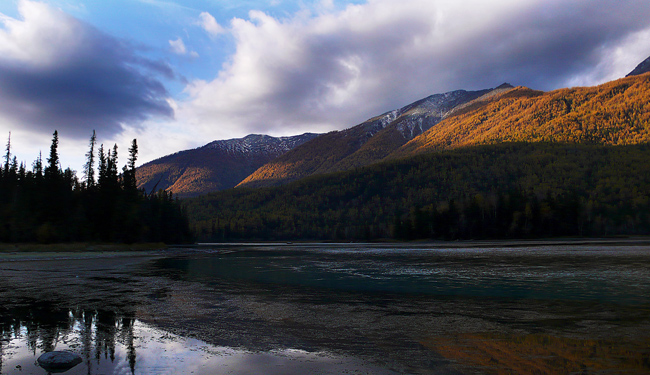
[1,0,650,173]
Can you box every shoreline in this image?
[190,236,650,249]
[2,237,650,262]
[0,242,171,262]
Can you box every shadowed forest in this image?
[0,131,191,244]
[187,143,650,242]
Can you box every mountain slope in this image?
[136,133,319,198]
[627,56,650,76]
[237,85,509,188]
[187,142,650,241]
[391,73,650,159]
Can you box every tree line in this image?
[186,142,650,242]
[0,131,192,244]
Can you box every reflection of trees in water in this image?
[0,301,137,373]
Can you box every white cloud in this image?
[567,28,650,87]
[0,0,82,65]
[198,11,225,36]
[169,36,199,57]
[0,0,173,172]
[176,0,650,142]
[169,37,187,54]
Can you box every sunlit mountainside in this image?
[393,73,650,158]
[237,73,650,189]
[237,85,511,188]
[137,57,650,202]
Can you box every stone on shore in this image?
[37,351,83,372]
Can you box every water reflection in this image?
[423,333,650,375]
[0,301,396,375]
[0,302,137,374]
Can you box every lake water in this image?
[1,243,649,374]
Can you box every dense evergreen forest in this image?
[0,131,191,244]
[186,143,650,242]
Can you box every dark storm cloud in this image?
[0,1,174,139]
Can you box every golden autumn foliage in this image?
[395,73,650,157]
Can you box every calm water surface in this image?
[1,243,649,374]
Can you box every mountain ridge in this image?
[136,132,319,198]
[237,85,510,188]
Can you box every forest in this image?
[186,142,650,242]
[396,74,650,158]
[0,131,192,244]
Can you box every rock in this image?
[37,351,83,372]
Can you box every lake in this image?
[1,243,649,374]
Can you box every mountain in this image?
[185,72,650,241]
[392,73,650,159]
[626,56,650,76]
[237,84,511,188]
[136,133,319,198]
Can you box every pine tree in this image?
[128,139,137,171]
[45,130,60,180]
[33,152,43,178]
[83,130,96,188]
[110,144,119,183]
[3,132,10,175]
[98,144,107,187]
[124,139,138,191]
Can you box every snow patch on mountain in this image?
[204,133,320,156]
[383,88,493,140]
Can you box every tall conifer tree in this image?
[3,132,10,175]
[84,130,97,188]
[45,130,60,179]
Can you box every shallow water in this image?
[1,243,650,374]
[0,309,392,375]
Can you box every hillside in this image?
[184,69,650,241]
[392,74,650,158]
[236,85,509,188]
[136,133,318,198]
[187,142,650,241]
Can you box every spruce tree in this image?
[124,139,138,191]
[83,130,96,188]
[33,152,43,178]
[3,132,10,175]
[45,130,60,180]
[98,144,107,188]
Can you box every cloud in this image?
[198,12,226,36]
[0,0,174,139]
[180,0,650,140]
[169,37,187,54]
[170,37,199,58]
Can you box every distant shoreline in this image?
[187,236,650,249]
[0,242,168,253]
[2,237,650,262]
